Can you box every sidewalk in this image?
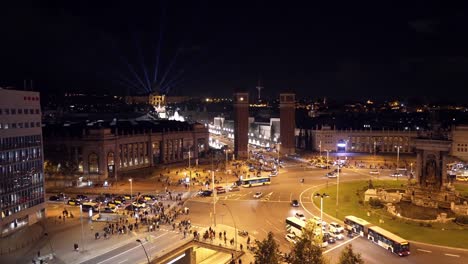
[197,224,256,264]
[0,191,195,264]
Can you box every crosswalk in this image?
[191,191,306,203]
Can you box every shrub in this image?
[368,198,384,209]
[455,215,468,225]
[425,223,432,228]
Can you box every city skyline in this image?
[1,1,468,102]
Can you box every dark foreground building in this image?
[0,88,45,237]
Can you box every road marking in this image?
[260,228,269,234]
[444,254,460,258]
[289,193,292,202]
[117,259,128,264]
[417,249,432,253]
[266,219,282,232]
[95,235,160,264]
[323,236,359,254]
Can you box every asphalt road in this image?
[184,157,468,264]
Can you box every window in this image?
[18,109,22,114]
[88,153,99,173]
[11,109,16,114]
[5,109,9,114]
[35,122,40,127]
[30,109,34,114]
[35,109,40,114]
[24,108,28,114]
[12,123,17,128]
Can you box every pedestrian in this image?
[240,243,243,251]
[37,251,40,257]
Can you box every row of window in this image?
[456,148,468,153]
[1,194,45,219]
[0,160,42,179]
[0,108,40,115]
[0,122,41,130]
[0,148,41,165]
[456,143,468,147]
[0,135,42,151]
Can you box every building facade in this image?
[43,120,209,182]
[0,89,45,237]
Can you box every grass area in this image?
[454,182,468,198]
[314,179,468,249]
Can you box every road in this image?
[185,157,468,264]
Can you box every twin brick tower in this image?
[233,91,295,159]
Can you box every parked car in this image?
[238,230,249,237]
[132,201,146,208]
[67,199,81,206]
[291,199,299,207]
[142,194,157,201]
[76,194,89,201]
[253,192,263,199]
[198,190,213,197]
[228,185,240,192]
[215,186,226,194]
[330,230,344,240]
[329,222,344,233]
[390,172,403,177]
[101,207,117,213]
[269,170,278,177]
[370,170,380,175]
[324,232,336,244]
[49,195,60,201]
[285,233,298,244]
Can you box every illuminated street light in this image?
[129,178,133,201]
[136,239,150,264]
[314,193,329,221]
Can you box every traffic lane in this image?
[323,236,415,264]
[80,231,182,264]
[410,242,467,264]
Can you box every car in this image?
[291,199,299,207]
[329,230,344,240]
[215,186,226,194]
[132,201,146,208]
[76,194,89,201]
[370,170,380,175]
[327,172,337,178]
[285,233,298,244]
[269,170,278,177]
[238,230,249,237]
[228,185,240,192]
[49,195,60,201]
[295,212,306,221]
[329,222,344,233]
[324,232,336,244]
[142,194,157,201]
[253,192,263,199]
[391,172,403,177]
[101,207,117,213]
[198,190,213,197]
[67,199,81,206]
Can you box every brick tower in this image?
[280,93,296,155]
[233,92,249,159]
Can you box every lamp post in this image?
[314,193,329,221]
[44,232,54,256]
[395,145,402,180]
[319,140,322,157]
[222,203,237,252]
[79,204,84,252]
[129,178,133,201]
[326,150,330,169]
[336,167,340,218]
[277,143,281,173]
[136,239,150,264]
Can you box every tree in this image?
[338,244,364,264]
[289,237,326,264]
[289,219,327,264]
[253,231,280,264]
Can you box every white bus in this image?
[285,217,328,247]
[344,215,373,237]
[241,176,271,187]
[367,225,410,256]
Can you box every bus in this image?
[285,217,328,247]
[367,225,410,256]
[286,217,305,237]
[241,176,271,187]
[344,215,373,237]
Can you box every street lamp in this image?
[44,232,54,256]
[136,239,150,264]
[79,204,84,252]
[129,178,133,201]
[277,143,281,173]
[314,193,329,221]
[319,140,322,157]
[222,203,237,252]
[336,167,340,218]
[395,145,402,171]
[325,150,330,169]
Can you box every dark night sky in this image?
[1,1,468,102]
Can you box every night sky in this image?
[1,1,468,102]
